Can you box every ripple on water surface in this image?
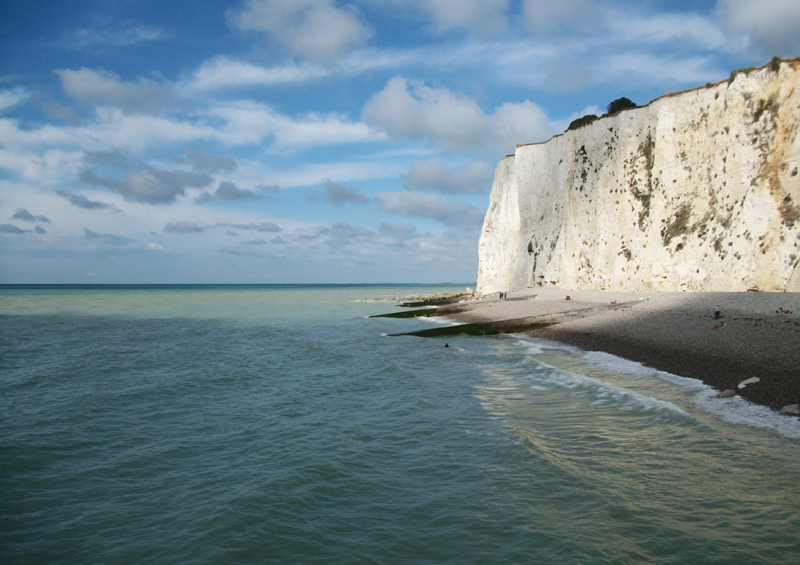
[1,286,800,564]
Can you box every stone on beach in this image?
[738,377,760,389]
[434,286,800,411]
[716,389,737,399]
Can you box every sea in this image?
[2,284,800,564]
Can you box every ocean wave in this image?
[513,336,800,441]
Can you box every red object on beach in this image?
[566,295,571,301]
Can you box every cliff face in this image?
[477,59,800,293]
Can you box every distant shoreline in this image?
[416,287,800,413]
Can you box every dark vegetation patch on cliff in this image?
[626,132,656,230]
[607,97,637,115]
[752,95,778,124]
[780,195,800,228]
[661,204,692,246]
[567,115,599,132]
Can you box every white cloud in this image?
[164,221,204,233]
[226,0,372,64]
[608,12,730,51]
[402,158,493,194]
[522,0,600,34]
[0,88,29,113]
[208,100,380,148]
[603,53,723,88]
[69,23,166,48]
[79,150,214,204]
[181,57,330,92]
[375,190,485,228]
[314,179,369,206]
[55,68,176,113]
[716,0,800,54]
[363,76,552,151]
[185,149,238,173]
[385,0,510,36]
[325,221,374,247]
[1,97,378,167]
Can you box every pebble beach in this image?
[444,288,800,413]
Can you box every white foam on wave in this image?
[578,351,800,440]
[514,337,800,441]
[692,388,800,441]
[420,315,461,327]
[524,357,690,417]
[582,351,707,390]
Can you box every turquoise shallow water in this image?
[2,285,800,564]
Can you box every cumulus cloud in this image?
[12,208,50,223]
[716,0,800,54]
[196,182,261,203]
[543,58,592,93]
[0,87,29,113]
[271,236,286,244]
[208,100,379,148]
[216,222,281,232]
[55,188,116,210]
[30,91,82,124]
[220,247,259,256]
[164,221,204,233]
[68,22,166,48]
[376,222,425,246]
[244,238,267,245]
[385,0,510,36]
[35,225,47,234]
[325,221,374,247]
[80,149,213,204]
[226,0,372,64]
[402,158,492,194]
[84,148,137,169]
[183,57,330,92]
[309,179,369,206]
[55,67,177,113]
[363,76,552,151]
[522,0,600,34]
[375,190,485,228]
[602,53,723,87]
[185,149,238,173]
[0,223,29,234]
[83,228,134,245]
[609,12,730,51]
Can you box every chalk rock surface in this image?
[478,59,800,293]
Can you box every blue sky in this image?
[1,0,799,283]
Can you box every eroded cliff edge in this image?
[477,58,800,293]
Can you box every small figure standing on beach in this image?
[713,307,721,319]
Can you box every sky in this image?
[1,0,799,284]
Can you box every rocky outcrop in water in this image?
[478,58,800,293]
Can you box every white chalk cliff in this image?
[477,58,800,293]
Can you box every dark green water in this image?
[1,285,799,563]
